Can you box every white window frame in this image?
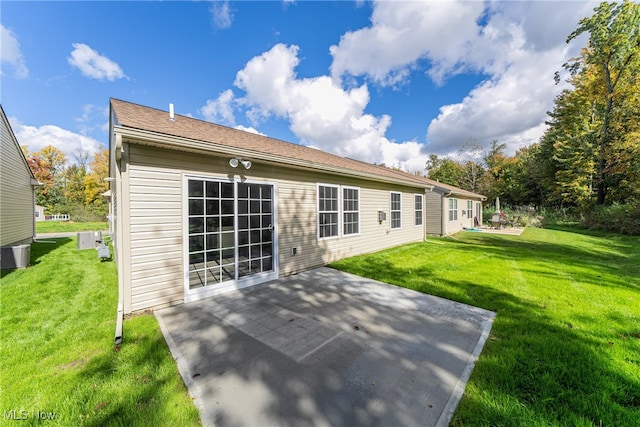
[414,194,423,226]
[466,200,473,219]
[342,186,360,237]
[390,191,402,230]
[317,183,340,240]
[448,198,458,221]
[183,174,279,303]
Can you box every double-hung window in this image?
[390,192,402,229]
[467,200,473,218]
[414,194,423,226]
[448,198,458,221]
[318,184,360,239]
[342,187,360,236]
[318,185,339,238]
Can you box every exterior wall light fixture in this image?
[229,158,252,169]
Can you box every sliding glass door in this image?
[186,177,276,299]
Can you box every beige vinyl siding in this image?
[127,156,183,312]
[445,196,476,234]
[278,177,423,276]
[1,111,35,247]
[426,191,443,236]
[122,143,425,312]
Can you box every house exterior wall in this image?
[443,196,482,234]
[117,143,425,313]
[1,110,35,247]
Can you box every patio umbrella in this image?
[495,196,500,212]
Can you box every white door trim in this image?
[183,174,278,303]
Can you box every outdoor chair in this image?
[490,214,502,229]
[506,215,520,228]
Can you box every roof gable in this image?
[0,104,35,180]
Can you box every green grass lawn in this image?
[331,226,640,426]
[0,239,200,426]
[36,221,108,234]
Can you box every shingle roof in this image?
[110,98,483,200]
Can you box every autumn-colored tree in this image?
[565,0,640,204]
[23,145,68,209]
[37,145,67,180]
[64,163,87,205]
[538,79,598,206]
[84,149,109,208]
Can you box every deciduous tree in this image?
[84,149,109,208]
[565,0,640,204]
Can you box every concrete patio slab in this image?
[155,267,495,427]
[474,226,525,236]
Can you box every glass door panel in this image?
[188,179,235,290]
[238,183,273,278]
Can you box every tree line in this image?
[425,1,640,234]
[22,145,109,222]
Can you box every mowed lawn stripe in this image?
[331,226,640,426]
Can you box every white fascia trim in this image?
[115,125,430,190]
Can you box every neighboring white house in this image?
[1,104,39,268]
[423,180,486,236]
[35,205,46,221]
[108,99,484,314]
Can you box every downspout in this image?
[30,178,42,242]
[111,178,123,346]
[113,132,124,346]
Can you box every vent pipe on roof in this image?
[169,103,175,121]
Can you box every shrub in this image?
[52,203,108,223]
[581,200,640,235]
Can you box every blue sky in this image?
[2,0,597,172]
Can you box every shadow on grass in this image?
[31,238,72,263]
[330,230,640,425]
[75,323,194,426]
[0,238,71,280]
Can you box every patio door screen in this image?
[186,177,276,299]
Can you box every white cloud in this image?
[424,1,598,155]
[330,0,484,86]
[426,46,568,155]
[210,1,233,30]
[0,24,29,78]
[68,43,126,81]
[231,43,428,172]
[75,104,109,135]
[9,117,104,164]
[235,125,265,136]
[331,0,600,156]
[201,1,601,172]
[201,89,236,125]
